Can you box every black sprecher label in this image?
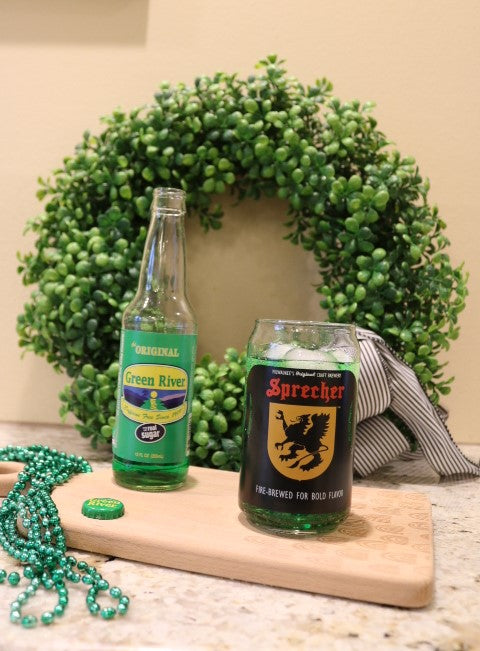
[239,365,357,515]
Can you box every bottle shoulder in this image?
[122,296,197,334]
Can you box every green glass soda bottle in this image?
[113,187,197,491]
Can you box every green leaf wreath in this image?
[17,56,467,466]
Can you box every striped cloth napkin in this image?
[354,327,480,478]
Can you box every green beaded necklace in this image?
[0,445,129,628]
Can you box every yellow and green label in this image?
[113,329,197,465]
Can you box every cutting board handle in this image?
[0,462,24,496]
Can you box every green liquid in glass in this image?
[240,501,349,537]
[113,455,189,492]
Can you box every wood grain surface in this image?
[41,466,434,608]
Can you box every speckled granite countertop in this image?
[0,422,478,651]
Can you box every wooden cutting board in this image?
[0,464,433,608]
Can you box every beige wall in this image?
[1,0,479,443]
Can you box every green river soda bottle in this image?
[239,319,360,535]
[113,187,197,491]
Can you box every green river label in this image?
[113,330,197,465]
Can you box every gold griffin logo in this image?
[267,403,336,480]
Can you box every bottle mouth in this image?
[153,187,186,199]
[153,187,186,214]
[256,319,355,329]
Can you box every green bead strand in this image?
[0,444,130,627]
[17,591,28,604]
[7,572,20,586]
[40,611,54,625]
[53,604,65,617]
[21,615,37,629]
[89,603,100,615]
[101,607,116,620]
[10,610,21,624]
[23,566,35,579]
[117,603,128,616]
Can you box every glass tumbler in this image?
[239,319,360,536]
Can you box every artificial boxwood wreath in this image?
[17,56,467,468]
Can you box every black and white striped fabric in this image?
[354,327,480,478]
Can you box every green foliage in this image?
[189,348,245,470]
[17,55,467,450]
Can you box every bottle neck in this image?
[138,194,187,298]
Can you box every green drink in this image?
[112,188,197,491]
[239,320,360,536]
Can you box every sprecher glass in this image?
[113,187,197,491]
[239,319,360,535]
